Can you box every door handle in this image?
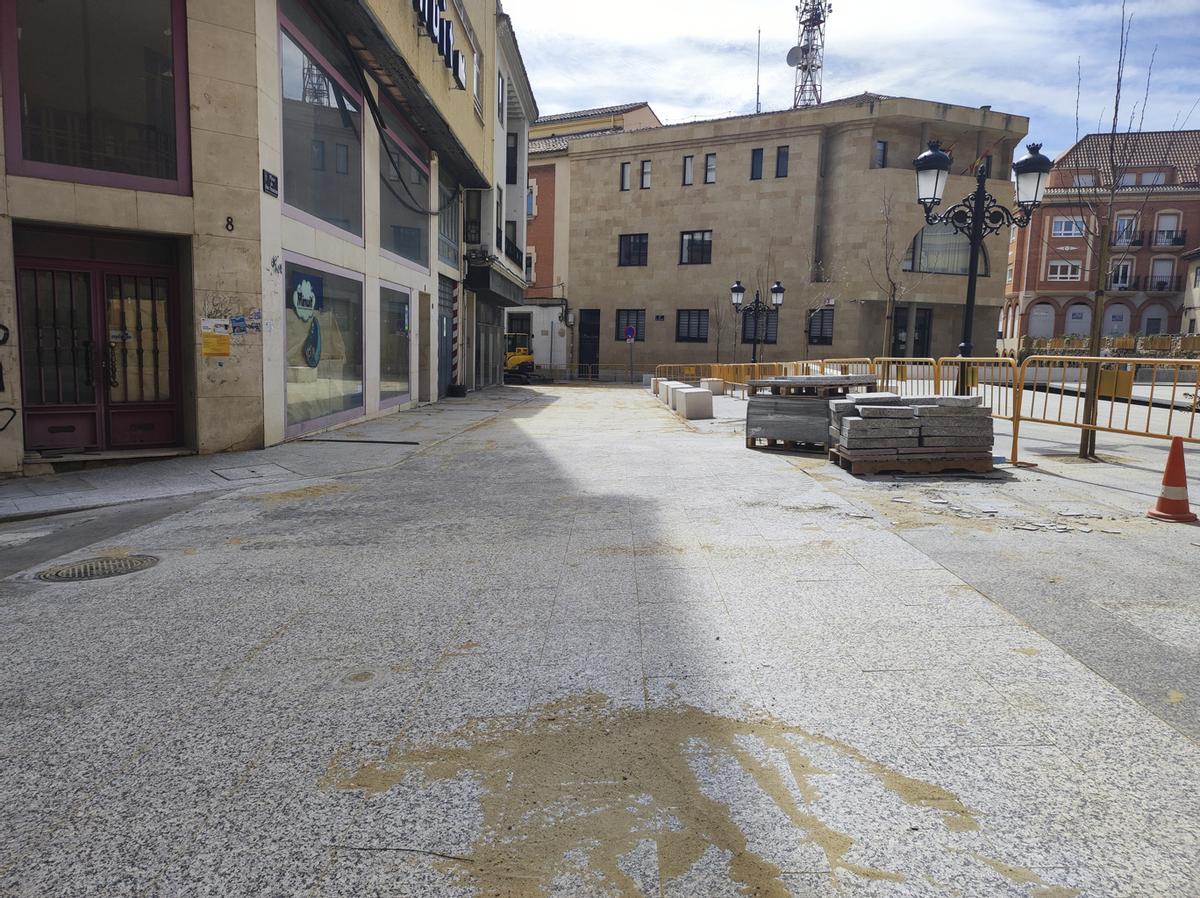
[81,340,94,387]
[105,342,119,388]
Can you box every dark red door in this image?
[18,261,180,451]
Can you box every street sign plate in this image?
[626,336,635,344]
[624,325,636,340]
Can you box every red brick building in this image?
[1000,130,1200,355]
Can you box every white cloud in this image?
[504,0,1200,157]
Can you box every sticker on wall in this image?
[303,318,322,368]
[289,273,323,321]
[200,317,232,357]
[247,309,263,333]
[230,315,248,335]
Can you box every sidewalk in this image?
[0,389,537,521]
[2,384,1196,896]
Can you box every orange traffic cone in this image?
[1148,437,1198,523]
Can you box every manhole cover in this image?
[37,555,159,582]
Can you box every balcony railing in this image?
[1110,230,1143,247]
[1104,274,1184,292]
[504,236,524,268]
[1151,229,1187,247]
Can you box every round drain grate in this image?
[37,554,160,582]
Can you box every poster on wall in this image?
[288,271,324,320]
[200,318,232,357]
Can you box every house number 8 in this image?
[225,217,235,232]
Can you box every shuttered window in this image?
[676,309,709,343]
[616,309,646,341]
[741,309,778,344]
[808,307,834,345]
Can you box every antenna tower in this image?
[301,58,330,105]
[790,2,832,108]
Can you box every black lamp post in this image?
[731,279,785,364]
[913,141,1053,392]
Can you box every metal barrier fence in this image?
[651,354,1200,464]
[1012,355,1200,461]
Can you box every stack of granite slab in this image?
[828,393,994,471]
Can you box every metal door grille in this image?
[18,268,93,405]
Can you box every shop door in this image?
[913,308,933,357]
[18,262,179,451]
[578,309,600,377]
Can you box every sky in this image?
[502,0,1200,159]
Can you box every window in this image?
[380,287,411,404]
[704,153,717,184]
[682,155,694,186]
[679,230,713,265]
[8,0,188,190]
[620,162,631,191]
[379,125,430,264]
[1154,213,1181,245]
[676,310,709,342]
[981,155,993,178]
[1047,261,1082,281]
[775,146,789,178]
[1150,259,1175,290]
[438,176,459,266]
[1010,227,1017,244]
[750,148,764,180]
[525,248,535,283]
[1072,174,1096,187]
[497,71,505,121]
[526,187,535,217]
[807,307,833,345]
[618,233,648,267]
[280,0,363,236]
[872,141,888,169]
[1143,172,1166,186]
[1051,217,1086,237]
[640,160,652,189]
[1114,215,1139,245]
[616,309,646,341]
[1118,173,1137,187]
[1194,267,1200,288]
[285,261,364,433]
[743,309,779,344]
[1110,261,1132,289]
[506,133,518,184]
[903,223,990,276]
[473,51,482,106]
[1006,264,1014,284]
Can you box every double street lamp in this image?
[912,140,1053,391]
[731,279,785,364]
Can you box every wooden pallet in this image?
[746,436,828,453]
[827,447,994,475]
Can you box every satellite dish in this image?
[786,45,803,67]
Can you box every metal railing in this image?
[872,357,938,396]
[1150,229,1187,247]
[1110,231,1143,247]
[1104,274,1184,292]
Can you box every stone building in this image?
[511,94,1028,375]
[0,0,535,476]
[999,130,1200,355]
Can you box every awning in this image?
[466,262,526,307]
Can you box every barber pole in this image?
[451,283,459,386]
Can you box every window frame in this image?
[617,233,649,267]
[682,155,694,186]
[775,145,789,178]
[378,93,432,271]
[615,309,646,341]
[1050,216,1086,238]
[619,161,631,192]
[679,230,713,265]
[807,307,833,346]
[675,309,710,343]
[750,148,763,181]
[379,279,415,409]
[704,153,716,184]
[0,0,193,195]
[872,140,888,169]
[640,159,651,189]
[279,4,366,243]
[1047,260,1082,282]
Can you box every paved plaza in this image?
[1,386,1198,897]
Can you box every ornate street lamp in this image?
[913,141,1053,393]
[731,279,784,364]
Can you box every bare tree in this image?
[864,190,929,358]
[709,293,736,363]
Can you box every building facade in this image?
[1000,131,1200,355]
[512,94,1028,375]
[0,0,535,476]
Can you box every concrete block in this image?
[650,377,661,394]
[658,380,681,403]
[907,395,984,407]
[848,392,902,405]
[842,437,920,449]
[643,374,654,387]
[858,406,916,418]
[700,377,725,396]
[842,418,920,436]
[914,405,993,417]
[676,388,713,420]
[667,383,692,410]
[921,436,995,448]
[830,399,857,417]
